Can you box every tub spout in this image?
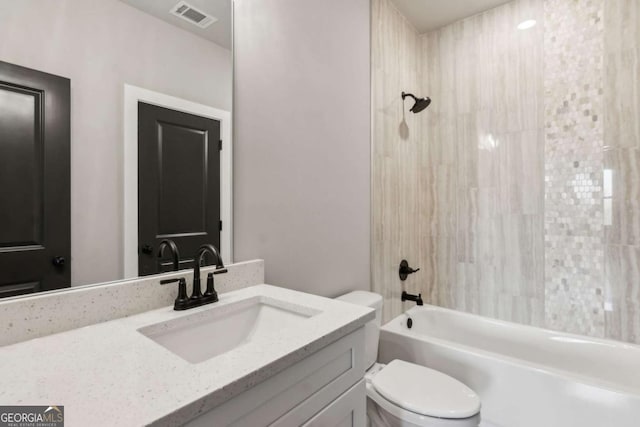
[402,291,423,306]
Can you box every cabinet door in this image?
[302,380,366,427]
[184,328,365,427]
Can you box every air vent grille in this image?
[170,1,217,29]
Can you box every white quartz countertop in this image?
[0,284,373,427]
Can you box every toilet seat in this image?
[372,360,480,418]
[367,383,480,427]
[366,361,481,427]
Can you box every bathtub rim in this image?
[381,304,640,396]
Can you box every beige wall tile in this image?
[373,0,640,344]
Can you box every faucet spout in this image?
[401,291,423,306]
[192,244,226,301]
[199,244,225,268]
[193,244,225,280]
[157,239,180,271]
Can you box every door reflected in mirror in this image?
[0,0,233,297]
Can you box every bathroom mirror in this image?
[0,0,233,297]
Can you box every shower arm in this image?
[401,92,417,102]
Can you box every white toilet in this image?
[336,291,481,427]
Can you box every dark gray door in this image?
[0,61,71,297]
[138,102,221,276]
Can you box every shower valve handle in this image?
[399,260,420,281]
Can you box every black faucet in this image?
[159,243,228,311]
[157,239,181,271]
[402,291,423,306]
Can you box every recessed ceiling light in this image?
[517,19,537,30]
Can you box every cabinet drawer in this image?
[185,327,365,427]
[299,380,365,427]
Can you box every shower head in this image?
[402,92,431,113]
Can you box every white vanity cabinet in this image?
[185,327,366,427]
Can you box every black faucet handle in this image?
[203,272,219,303]
[213,267,228,275]
[399,260,420,281]
[160,277,190,310]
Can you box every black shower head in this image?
[411,96,431,113]
[402,92,431,113]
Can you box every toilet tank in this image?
[336,291,383,369]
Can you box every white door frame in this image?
[123,84,232,278]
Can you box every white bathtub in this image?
[378,304,640,427]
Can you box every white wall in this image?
[233,0,371,296]
[0,0,232,286]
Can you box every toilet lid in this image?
[371,359,480,419]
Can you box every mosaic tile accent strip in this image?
[543,0,605,337]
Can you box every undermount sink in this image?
[138,296,320,363]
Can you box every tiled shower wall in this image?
[421,0,546,328]
[371,0,422,322]
[603,0,640,342]
[372,0,640,344]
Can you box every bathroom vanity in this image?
[0,284,373,426]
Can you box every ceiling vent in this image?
[170,1,217,29]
